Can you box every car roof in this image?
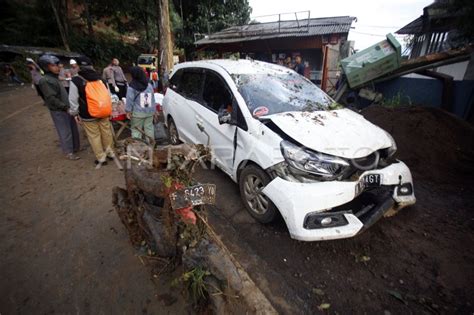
[173,59,293,76]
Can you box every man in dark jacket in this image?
[294,55,305,76]
[38,54,80,160]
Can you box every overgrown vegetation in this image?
[382,92,412,108]
[175,0,252,58]
[68,33,146,69]
[0,0,252,64]
[452,0,474,41]
[172,267,211,303]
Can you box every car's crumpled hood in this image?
[263,109,392,159]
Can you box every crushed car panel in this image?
[262,161,415,241]
[262,109,392,159]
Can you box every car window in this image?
[138,57,153,64]
[177,68,204,101]
[234,72,335,118]
[169,68,183,88]
[202,71,232,113]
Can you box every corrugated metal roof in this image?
[0,44,82,58]
[396,1,460,35]
[396,16,423,34]
[195,16,356,45]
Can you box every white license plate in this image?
[363,174,382,187]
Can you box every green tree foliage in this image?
[0,0,62,47]
[173,0,252,57]
[452,0,474,41]
[0,0,252,64]
[0,0,147,66]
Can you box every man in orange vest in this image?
[150,70,159,92]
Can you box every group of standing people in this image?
[278,55,305,76]
[102,58,128,99]
[34,54,157,167]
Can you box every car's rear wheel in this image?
[239,164,278,223]
[167,117,181,145]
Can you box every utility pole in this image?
[157,0,173,87]
[49,0,70,51]
[83,0,94,38]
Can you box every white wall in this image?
[436,61,469,80]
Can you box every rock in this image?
[312,288,325,296]
[318,303,330,310]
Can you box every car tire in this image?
[167,117,181,145]
[239,164,278,224]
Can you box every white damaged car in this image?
[162,59,416,241]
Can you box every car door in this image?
[198,69,248,176]
[168,68,205,144]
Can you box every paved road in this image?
[0,86,185,314]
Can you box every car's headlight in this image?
[280,140,350,178]
[383,131,397,158]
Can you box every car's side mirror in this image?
[218,109,232,125]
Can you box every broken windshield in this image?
[234,72,334,118]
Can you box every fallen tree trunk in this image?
[113,141,277,313]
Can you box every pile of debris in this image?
[112,140,276,313]
[362,105,474,184]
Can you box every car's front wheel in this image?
[239,165,278,223]
[167,117,181,145]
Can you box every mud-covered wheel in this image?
[167,117,181,145]
[239,164,278,223]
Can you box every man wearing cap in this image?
[38,54,80,160]
[69,56,115,166]
[69,59,79,77]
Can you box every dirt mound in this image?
[361,105,474,184]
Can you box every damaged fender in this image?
[262,161,416,241]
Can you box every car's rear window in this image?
[233,72,334,117]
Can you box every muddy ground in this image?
[0,86,185,314]
[1,85,473,314]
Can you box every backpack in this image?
[79,76,112,118]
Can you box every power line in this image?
[351,30,407,37]
[350,30,388,37]
[356,24,401,29]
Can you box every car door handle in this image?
[195,115,204,124]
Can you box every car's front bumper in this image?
[262,161,416,241]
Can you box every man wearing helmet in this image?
[38,54,80,160]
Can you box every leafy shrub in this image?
[69,32,146,70]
